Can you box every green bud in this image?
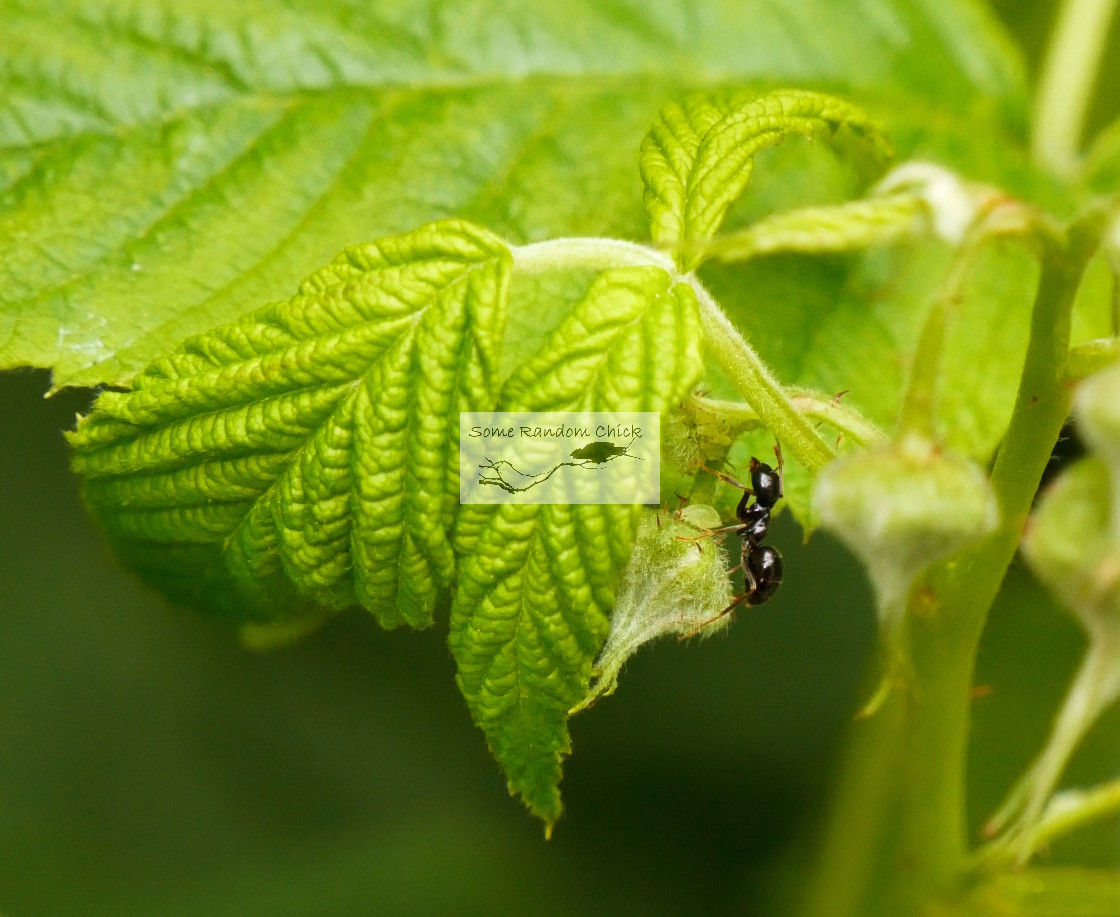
[1023,458,1120,633]
[1075,363,1120,538]
[989,458,1120,860]
[571,505,734,713]
[812,433,999,631]
[988,361,1120,857]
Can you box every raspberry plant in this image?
[4,1,1120,914]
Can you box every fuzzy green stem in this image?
[691,281,835,475]
[896,240,983,438]
[1031,777,1120,853]
[512,237,676,274]
[1032,0,1120,176]
[512,237,836,475]
[686,390,886,448]
[981,635,1120,867]
[804,215,1104,917]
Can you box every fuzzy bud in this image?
[1023,458,1120,635]
[571,505,734,713]
[992,458,1120,857]
[812,433,999,631]
[1075,362,1120,538]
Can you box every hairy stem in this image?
[1032,0,1120,175]
[511,237,836,475]
[985,634,1120,865]
[686,390,886,448]
[1031,776,1120,853]
[511,237,675,274]
[896,238,983,438]
[803,215,1104,917]
[690,280,835,474]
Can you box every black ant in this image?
[679,444,785,640]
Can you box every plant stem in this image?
[511,237,836,476]
[689,280,835,475]
[1032,0,1120,176]
[686,390,887,448]
[888,222,1101,909]
[896,238,983,438]
[982,634,1120,865]
[511,237,676,274]
[803,217,1103,916]
[1031,777,1120,853]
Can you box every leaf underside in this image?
[450,267,704,824]
[70,220,511,630]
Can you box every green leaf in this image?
[69,220,511,629]
[704,237,1042,466]
[449,267,703,825]
[688,192,929,264]
[640,89,893,270]
[0,0,1028,389]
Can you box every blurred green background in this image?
[1,370,876,915]
[3,2,1120,915]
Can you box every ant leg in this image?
[698,462,753,495]
[772,441,785,499]
[675,524,742,542]
[674,492,689,520]
[736,488,753,522]
[742,561,759,596]
[678,593,749,641]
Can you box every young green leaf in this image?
[641,89,892,270]
[449,267,703,827]
[0,0,1026,389]
[70,220,511,630]
[684,192,928,265]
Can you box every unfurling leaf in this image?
[70,220,512,631]
[641,89,891,270]
[450,267,704,827]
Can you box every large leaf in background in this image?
[70,220,510,629]
[0,0,1028,391]
[450,267,703,824]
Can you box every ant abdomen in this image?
[745,545,783,606]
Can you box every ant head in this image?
[749,458,783,508]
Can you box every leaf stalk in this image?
[1033,0,1120,176]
